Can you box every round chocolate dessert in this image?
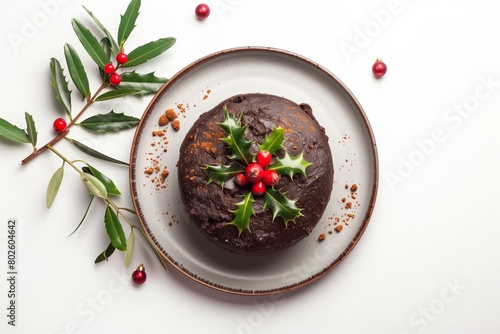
[178,93,334,255]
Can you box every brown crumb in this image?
[345,184,349,189]
[345,202,352,209]
[165,108,177,121]
[144,168,154,175]
[350,184,358,192]
[172,119,180,131]
[161,169,169,179]
[341,197,346,203]
[334,225,343,232]
[159,114,169,126]
[318,233,326,242]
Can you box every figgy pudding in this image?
[177,93,334,255]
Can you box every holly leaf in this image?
[0,118,30,144]
[120,37,176,68]
[49,58,72,117]
[99,37,113,81]
[79,111,139,133]
[95,88,145,101]
[64,43,90,99]
[117,71,168,95]
[219,107,252,165]
[83,6,120,56]
[24,112,37,148]
[229,192,254,236]
[95,242,115,263]
[263,188,303,227]
[46,164,64,208]
[117,0,141,47]
[104,205,127,252]
[71,18,109,69]
[204,162,244,187]
[269,152,311,179]
[82,165,122,196]
[258,126,284,154]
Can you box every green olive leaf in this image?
[64,43,91,99]
[66,137,129,166]
[82,6,120,56]
[24,112,37,148]
[49,58,72,117]
[79,111,139,133]
[123,230,135,268]
[82,165,122,196]
[46,164,64,208]
[68,196,94,237]
[104,205,127,251]
[94,242,115,263]
[117,0,141,47]
[71,19,109,69]
[0,118,30,144]
[81,172,108,199]
[120,37,176,68]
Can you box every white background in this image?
[1,0,499,333]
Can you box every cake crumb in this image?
[350,184,358,192]
[318,233,326,242]
[172,120,180,131]
[166,108,178,121]
[334,225,343,232]
[158,114,169,126]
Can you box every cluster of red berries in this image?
[104,52,128,85]
[234,150,280,196]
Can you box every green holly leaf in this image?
[83,6,120,56]
[117,71,168,95]
[263,188,303,227]
[64,43,90,99]
[71,18,109,69]
[98,38,113,82]
[117,0,141,47]
[258,126,284,154]
[79,111,140,133]
[24,112,37,148]
[67,137,129,166]
[0,118,30,144]
[269,152,311,179]
[229,192,254,236]
[120,37,176,68]
[95,89,145,101]
[49,58,72,117]
[204,162,244,187]
[219,107,252,165]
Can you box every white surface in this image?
[1,0,499,333]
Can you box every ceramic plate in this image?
[130,47,378,295]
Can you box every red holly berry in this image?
[372,58,387,78]
[263,169,280,186]
[116,52,128,64]
[234,173,248,186]
[109,73,121,85]
[53,118,67,133]
[252,181,266,196]
[195,3,210,20]
[256,150,272,168]
[132,264,147,285]
[104,63,115,75]
[245,163,264,183]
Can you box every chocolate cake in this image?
[178,93,334,255]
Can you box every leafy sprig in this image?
[0,0,175,270]
[204,106,312,235]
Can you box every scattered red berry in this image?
[234,173,248,186]
[109,73,121,85]
[116,52,128,65]
[245,163,264,183]
[256,150,272,168]
[53,118,67,133]
[372,58,387,78]
[195,3,210,20]
[252,181,266,196]
[263,169,280,186]
[132,264,147,285]
[104,63,115,75]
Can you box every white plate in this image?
[130,47,378,295]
